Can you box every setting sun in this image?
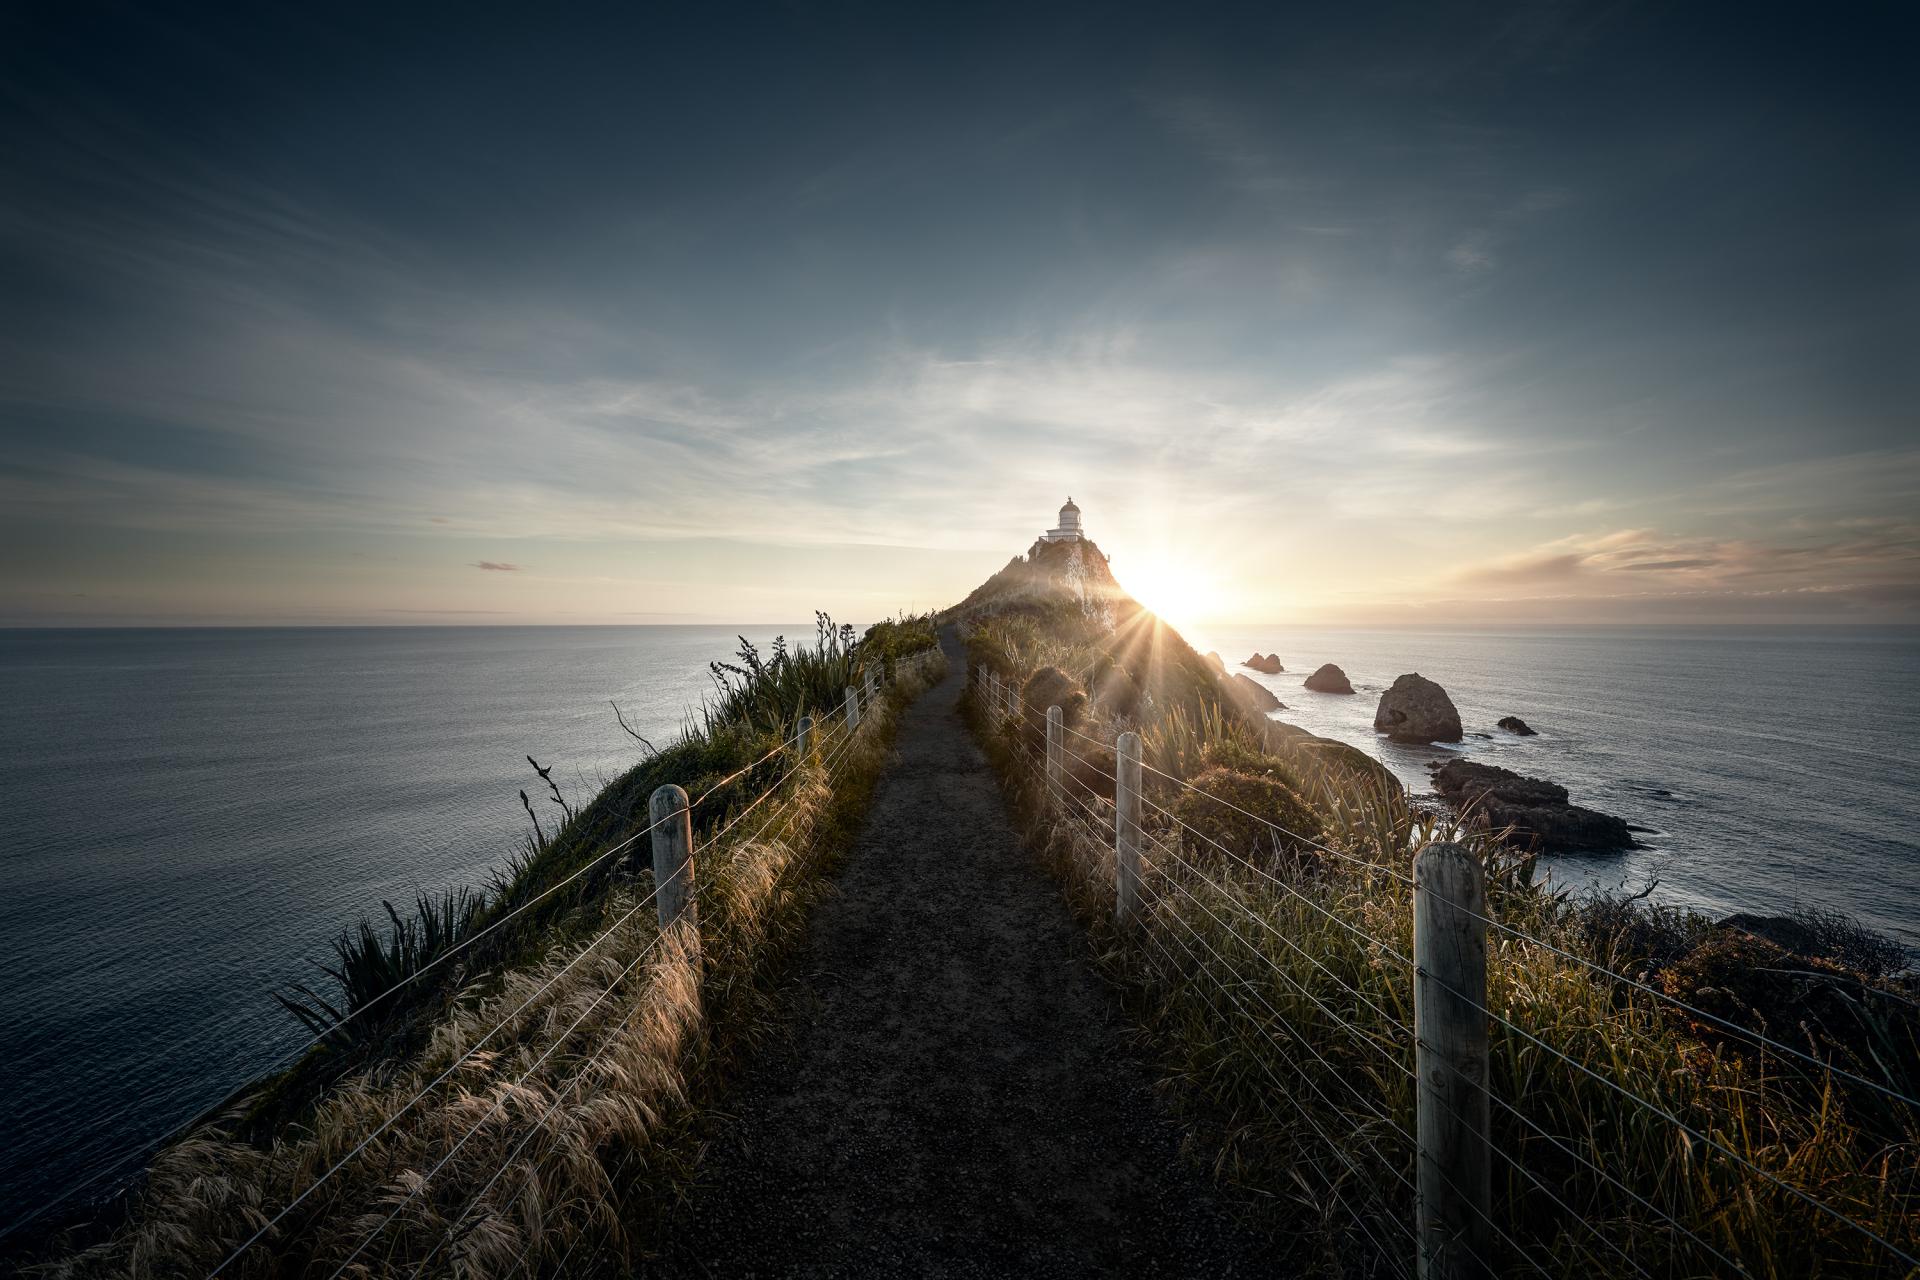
[1113,552,1222,635]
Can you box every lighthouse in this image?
[1040,497,1084,544]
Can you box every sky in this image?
[1,1,1914,627]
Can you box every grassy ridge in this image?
[29,615,942,1278]
[956,554,1919,1277]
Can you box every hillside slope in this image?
[945,536,1395,796]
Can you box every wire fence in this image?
[8,648,940,1279]
[971,663,1920,1278]
[222,656,938,1279]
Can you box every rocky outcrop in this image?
[1243,652,1283,674]
[1429,759,1632,851]
[1303,663,1354,694]
[1497,715,1537,736]
[1372,673,1462,743]
[1229,672,1283,713]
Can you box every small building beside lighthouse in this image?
[1040,497,1084,543]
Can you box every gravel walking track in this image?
[647,630,1285,1278]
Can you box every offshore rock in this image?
[1303,663,1354,694]
[1243,652,1283,674]
[1497,715,1538,736]
[1372,673,1462,743]
[1430,759,1632,851]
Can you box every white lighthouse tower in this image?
[1040,497,1084,543]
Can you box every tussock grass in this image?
[964,624,1920,1278]
[30,638,945,1279]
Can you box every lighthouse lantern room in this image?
[1040,497,1084,544]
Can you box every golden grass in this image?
[964,646,1920,1279]
[38,649,947,1280]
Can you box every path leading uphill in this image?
[649,630,1284,1278]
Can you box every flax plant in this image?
[962,611,1919,1279]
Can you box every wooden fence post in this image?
[1114,731,1141,925]
[845,685,861,732]
[1046,705,1063,795]
[649,784,697,936]
[797,714,813,759]
[1414,841,1491,1280]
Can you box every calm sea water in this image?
[1,624,1916,1233]
[0,625,810,1236]
[1194,625,1920,950]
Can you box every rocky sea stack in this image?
[1243,652,1283,674]
[1304,662,1354,694]
[1497,715,1538,736]
[1372,673,1462,743]
[1430,759,1632,851]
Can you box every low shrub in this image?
[1021,665,1087,732]
[1169,766,1324,864]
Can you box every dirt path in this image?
[649,630,1283,1278]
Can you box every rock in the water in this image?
[1497,715,1538,736]
[1229,672,1283,713]
[1372,673,1462,743]
[1304,662,1354,694]
[1243,652,1284,674]
[1429,759,1632,851]
[1204,651,1227,675]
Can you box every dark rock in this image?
[1243,652,1284,674]
[1303,662,1354,694]
[1229,672,1283,713]
[1429,759,1632,851]
[1372,673,1462,743]
[1497,715,1538,736]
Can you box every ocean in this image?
[0,625,801,1236]
[1,623,1917,1233]
[1193,625,1920,949]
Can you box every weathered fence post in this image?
[649,783,697,936]
[1045,705,1063,795]
[1114,731,1141,925]
[797,713,813,759]
[1414,841,1491,1280]
[845,684,861,732]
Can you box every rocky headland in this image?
[1229,672,1284,713]
[1429,758,1633,851]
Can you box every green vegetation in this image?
[37,614,943,1278]
[956,544,1919,1277]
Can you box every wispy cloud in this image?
[474,561,520,571]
